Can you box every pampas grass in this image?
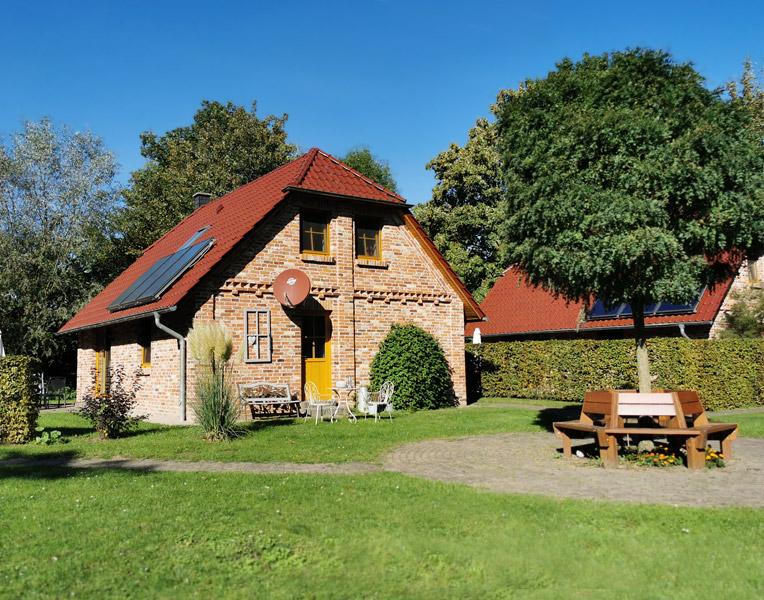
[188,321,233,370]
[188,321,238,440]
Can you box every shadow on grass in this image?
[0,449,83,480]
[534,405,581,432]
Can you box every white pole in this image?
[0,329,5,357]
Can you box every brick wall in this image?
[709,262,755,339]
[76,193,469,422]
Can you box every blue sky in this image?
[1,1,762,203]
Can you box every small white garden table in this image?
[331,387,358,423]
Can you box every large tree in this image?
[0,119,121,372]
[117,100,296,263]
[340,146,398,192]
[496,49,764,391]
[414,113,506,300]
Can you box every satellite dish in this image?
[273,269,311,307]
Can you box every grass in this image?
[5,403,762,465]
[0,405,546,464]
[721,412,764,438]
[3,402,764,597]
[1,467,763,599]
[475,397,576,407]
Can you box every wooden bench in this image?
[553,390,619,465]
[555,390,738,469]
[238,382,301,418]
[674,389,738,462]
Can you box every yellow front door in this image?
[302,314,332,398]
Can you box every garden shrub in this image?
[370,323,455,411]
[0,356,39,443]
[467,338,764,410]
[79,365,146,439]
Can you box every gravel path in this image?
[382,432,764,507]
[0,456,380,475]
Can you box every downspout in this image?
[153,312,187,422]
[677,323,691,340]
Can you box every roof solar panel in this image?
[587,289,705,321]
[588,299,623,319]
[108,239,214,312]
[654,292,703,315]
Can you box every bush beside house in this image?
[370,324,455,411]
[468,339,764,410]
[0,356,40,443]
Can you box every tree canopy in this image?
[340,147,398,192]
[117,101,296,264]
[0,119,121,371]
[414,115,506,300]
[495,49,764,390]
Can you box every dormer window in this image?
[300,212,330,255]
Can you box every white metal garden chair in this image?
[364,381,394,422]
[303,381,335,424]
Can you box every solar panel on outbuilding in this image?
[587,289,705,320]
[588,300,623,319]
[108,239,214,312]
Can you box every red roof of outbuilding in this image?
[465,266,733,338]
[61,148,480,333]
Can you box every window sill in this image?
[356,258,388,269]
[301,253,335,264]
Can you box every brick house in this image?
[60,149,484,423]
[466,258,764,342]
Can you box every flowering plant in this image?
[623,444,682,467]
[705,447,725,468]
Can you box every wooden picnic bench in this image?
[238,382,302,418]
[553,390,620,465]
[554,389,738,469]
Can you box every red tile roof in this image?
[465,266,733,338]
[61,148,479,333]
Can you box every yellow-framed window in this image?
[139,322,152,368]
[300,213,330,255]
[355,220,381,259]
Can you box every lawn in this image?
[0,405,547,464]
[1,466,763,599]
[3,403,761,466]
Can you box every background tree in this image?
[414,115,506,300]
[0,119,121,373]
[727,59,764,134]
[340,146,398,192]
[496,49,764,391]
[720,289,764,338]
[117,100,296,264]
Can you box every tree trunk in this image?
[632,301,651,393]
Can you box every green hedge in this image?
[467,339,764,410]
[0,356,40,443]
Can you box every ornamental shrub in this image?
[467,338,764,410]
[0,356,39,443]
[188,320,239,440]
[79,365,146,439]
[370,324,455,411]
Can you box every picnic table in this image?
[553,390,738,469]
